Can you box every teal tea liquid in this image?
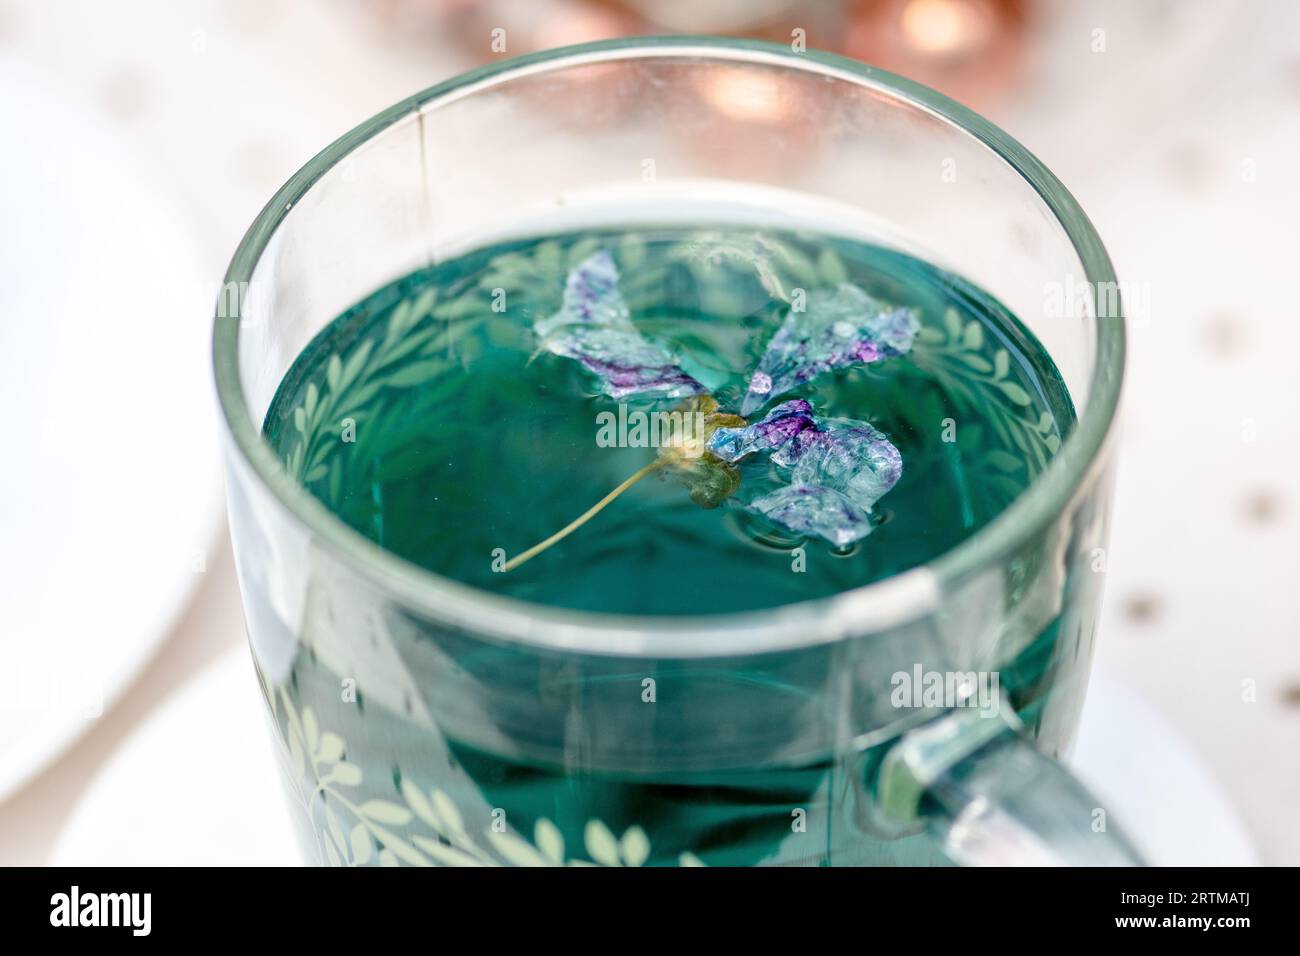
[266,228,1070,613]
[260,226,1084,866]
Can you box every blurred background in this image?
[0,0,1296,864]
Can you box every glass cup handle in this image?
[876,701,1145,866]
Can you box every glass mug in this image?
[214,38,1133,866]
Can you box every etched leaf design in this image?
[330,762,362,787]
[381,359,447,389]
[411,836,484,867]
[584,820,622,867]
[400,776,442,831]
[430,789,465,835]
[619,826,651,867]
[372,830,431,867]
[488,829,550,867]
[534,819,565,865]
[326,806,347,860]
[316,732,345,763]
[267,695,697,867]
[910,307,1065,475]
[998,381,1033,406]
[350,824,373,866]
[359,800,413,825]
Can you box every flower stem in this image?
[503,459,663,572]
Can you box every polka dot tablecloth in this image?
[1006,2,1300,866]
[0,0,1295,863]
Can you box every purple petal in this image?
[535,250,628,334]
[788,419,903,507]
[748,485,873,548]
[549,327,703,400]
[740,284,920,415]
[708,401,903,546]
[535,252,703,400]
[706,399,817,465]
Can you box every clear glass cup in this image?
[214,37,1132,866]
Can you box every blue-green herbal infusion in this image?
[265,226,1073,616]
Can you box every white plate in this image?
[50,652,1256,866]
[0,56,224,800]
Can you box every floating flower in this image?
[534,251,703,400]
[740,283,920,414]
[508,247,915,569]
[655,395,746,509]
[708,400,903,546]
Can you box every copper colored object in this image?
[368,1,1030,112]
[364,0,1030,157]
[678,63,826,180]
[841,0,1029,111]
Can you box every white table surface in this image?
[1,0,1295,865]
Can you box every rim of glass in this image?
[213,36,1125,658]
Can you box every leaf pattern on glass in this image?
[534,251,704,400]
[911,306,1063,477]
[281,281,488,483]
[708,399,903,547]
[262,678,697,867]
[740,283,920,415]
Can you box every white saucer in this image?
[1071,672,1258,866]
[0,56,224,799]
[50,649,1256,866]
